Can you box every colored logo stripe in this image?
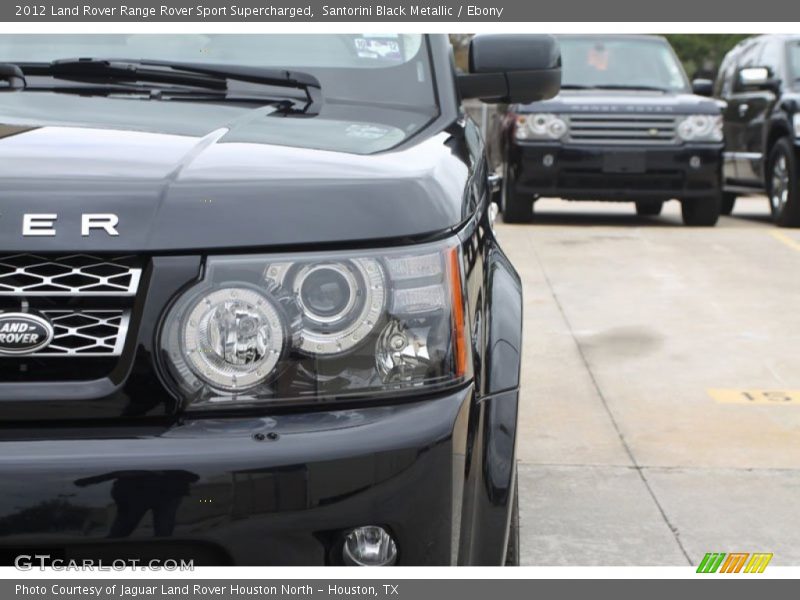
[696,552,773,573]
[745,553,773,573]
[720,553,749,573]
[697,553,726,573]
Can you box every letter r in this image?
[82,214,119,236]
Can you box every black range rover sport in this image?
[0,34,560,566]
[500,34,724,226]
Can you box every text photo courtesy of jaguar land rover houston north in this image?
[1,33,800,567]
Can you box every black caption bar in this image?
[2,0,799,21]
[1,579,788,600]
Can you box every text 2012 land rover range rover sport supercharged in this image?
[0,34,560,566]
[500,35,724,226]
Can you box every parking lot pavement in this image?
[502,197,800,566]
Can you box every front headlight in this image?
[676,114,723,142]
[794,114,800,139]
[515,113,569,141]
[160,239,470,410]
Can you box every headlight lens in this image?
[160,240,469,410]
[794,114,800,139]
[676,114,723,142]
[290,258,386,355]
[181,287,285,391]
[515,113,569,141]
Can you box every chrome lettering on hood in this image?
[19,214,119,237]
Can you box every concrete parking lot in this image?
[502,196,800,566]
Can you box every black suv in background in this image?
[0,34,560,566]
[500,35,724,226]
[715,35,800,226]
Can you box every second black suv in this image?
[716,34,800,226]
[500,35,724,226]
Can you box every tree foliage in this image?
[664,34,750,78]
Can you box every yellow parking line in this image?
[769,230,800,253]
[709,389,800,405]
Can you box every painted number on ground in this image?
[708,389,800,405]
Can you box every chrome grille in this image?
[36,310,130,356]
[0,254,141,362]
[567,113,679,145]
[0,254,141,296]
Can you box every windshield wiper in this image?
[1,58,323,113]
[0,63,25,89]
[2,81,309,111]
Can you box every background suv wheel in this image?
[768,138,800,227]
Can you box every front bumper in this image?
[0,385,503,566]
[509,141,723,201]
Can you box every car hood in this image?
[518,89,722,115]
[0,93,465,253]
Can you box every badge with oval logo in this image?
[0,313,54,356]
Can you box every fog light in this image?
[690,155,701,169]
[543,154,555,168]
[342,526,398,566]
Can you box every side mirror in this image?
[737,67,780,92]
[458,34,561,104]
[692,78,714,97]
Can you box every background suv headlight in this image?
[160,239,470,410]
[676,114,723,142]
[794,113,800,139]
[515,113,569,141]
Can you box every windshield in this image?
[0,34,439,155]
[0,34,437,109]
[558,36,689,92]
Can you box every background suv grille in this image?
[567,113,679,145]
[0,254,141,296]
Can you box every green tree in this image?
[665,34,750,79]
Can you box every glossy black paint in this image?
[505,90,724,203]
[509,142,723,201]
[459,34,561,104]
[0,34,524,565]
[0,390,471,565]
[715,35,800,193]
[0,104,466,253]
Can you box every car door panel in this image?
[719,39,765,189]
[739,90,774,183]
